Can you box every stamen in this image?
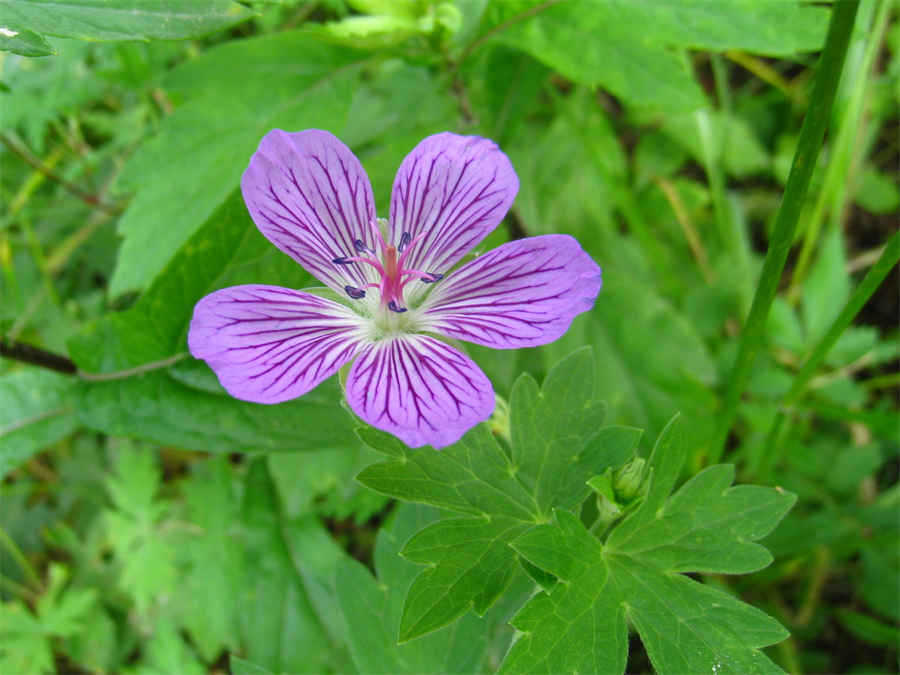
[368,219,387,254]
[333,256,353,265]
[387,300,407,313]
[344,285,366,299]
[400,269,444,287]
[398,231,428,266]
[397,231,411,252]
[353,239,373,254]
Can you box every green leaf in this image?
[69,190,358,453]
[357,349,641,641]
[0,370,77,478]
[856,165,900,214]
[545,275,718,452]
[107,31,364,294]
[103,445,176,614]
[0,24,54,56]
[802,225,850,344]
[0,0,254,42]
[0,601,54,674]
[178,457,240,661]
[502,417,796,674]
[336,503,522,673]
[229,655,274,675]
[483,0,827,111]
[107,29,453,294]
[239,458,334,673]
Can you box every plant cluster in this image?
[1,1,897,673]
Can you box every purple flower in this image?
[188,130,602,448]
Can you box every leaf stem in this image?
[708,0,860,465]
[0,337,77,375]
[0,527,42,591]
[788,0,890,299]
[0,337,188,381]
[0,132,123,215]
[458,0,561,63]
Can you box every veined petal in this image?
[389,133,518,276]
[241,129,378,293]
[188,285,366,404]
[345,335,495,448]
[418,235,602,349]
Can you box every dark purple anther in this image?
[387,300,407,313]
[422,272,443,283]
[397,231,411,252]
[344,285,366,299]
[333,256,352,265]
[353,239,372,254]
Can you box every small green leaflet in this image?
[357,348,642,642]
[103,445,176,615]
[0,564,96,674]
[502,416,797,674]
[0,0,254,43]
[335,503,525,674]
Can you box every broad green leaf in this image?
[240,459,334,673]
[0,24,54,56]
[108,30,453,294]
[107,31,367,294]
[0,370,78,478]
[336,503,523,674]
[502,417,796,674]
[485,1,705,111]
[0,0,254,42]
[357,349,641,641]
[68,190,358,453]
[483,1,827,111]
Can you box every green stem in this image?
[0,527,42,591]
[708,0,860,465]
[789,0,890,298]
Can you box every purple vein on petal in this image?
[241,129,378,293]
[389,133,519,277]
[419,235,602,350]
[345,334,495,448]
[188,284,366,404]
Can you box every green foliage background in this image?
[1,1,897,673]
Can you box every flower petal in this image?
[389,132,519,276]
[345,335,495,448]
[418,235,602,349]
[188,285,366,404]
[241,129,378,293]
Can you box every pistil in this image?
[332,223,443,312]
